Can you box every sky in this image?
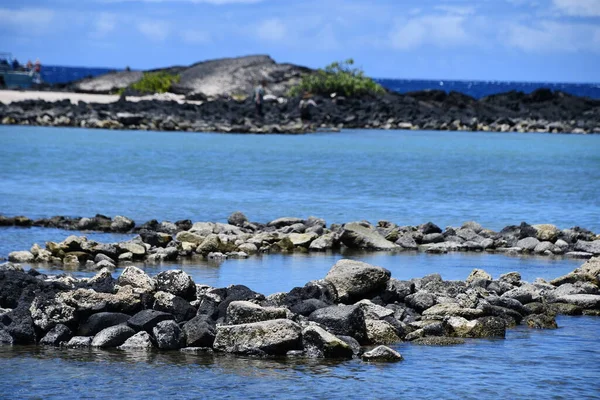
[0,0,599,82]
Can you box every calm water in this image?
[1,126,599,231]
[1,125,600,399]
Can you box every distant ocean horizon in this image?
[41,65,600,99]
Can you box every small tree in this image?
[127,71,181,94]
[289,59,385,98]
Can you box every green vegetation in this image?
[120,71,180,94]
[289,59,385,98]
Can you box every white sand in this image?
[0,90,202,105]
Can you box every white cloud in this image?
[434,5,476,16]
[137,20,170,41]
[389,15,471,50]
[101,0,263,3]
[506,20,600,52]
[92,12,117,37]
[256,18,286,42]
[180,29,211,44]
[0,7,55,34]
[553,0,600,17]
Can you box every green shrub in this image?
[125,71,180,94]
[289,59,385,98]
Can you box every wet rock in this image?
[154,270,196,300]
[128,309,174,332]
[547,303,582,315]
[153,320,185,350]
[226,301,287,324]
[404,292,436,313]
[213,319,302,356]
[8,251,35,263]
[361,345,403,362]
[379,279,414,303]
[365,320,401,345]
[0,329,13,344]
[413,336,466,346]
[118,331,154,350]
[39,324,72,346]
[79,312,131,336]
[182,316,216,347]
[574,240,600,256]
[324,259,391,303]
[308,305,367,343]
[524,314,558,329]
[340,222,399,251]
[302,325,353,359]
[516,237,540,251]
[419,222,442,235]
[468,316,506,338]
[65,336,93,348]
[396,234,418,250]
[91,324,136,347]
[555,294,600,309]
[153,291,196,322]
[501,284,541,304]
[533,224,560,242]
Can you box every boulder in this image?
[466,269,492,284]
[175,231,205,245]
[288,232,318,247]
[79,312,131,336]
[267,217,304,228]
[467,316,506,338]
[153,320,185,350]
[555,294,600,309]
[365,320,401,345]
[524,314,558,329]
[574,240,600,256]
[29,294,77,332]
[308,233,336,251]
[127,309,174,332]
[213,319,302,356]
[498,272,521,286]
[412,336,466,346]
[404,292,436,313]
[226,301,287,325]
[227,211,248,227]
[39,324,72,346]
[516,237,540,251]
[91,324,136,347]
[154,270,196,300]
[533,224,560,242]
[340,222,399,251]
[153,291,196,322]
[118,331,154,350]
[395,234,418,250]
[8,251,34,263]
[356,300,394,320]
[380,279,414,303]
[65,336,93,348]
[501,284,541,304]
[422,303,484,320]
[182,316,216,348]
[308,305,367,343]
[361,345,403,361]
[110,216,135,232]
[534,241,554,254]
[117,266,155,293]
[118,242,146,259]
[324,259,391,303]
[419,222,442,235]
[302,325,353,359]
[0,329,13,344]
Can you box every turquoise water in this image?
[1,126,599,231]
[1,125,600,399]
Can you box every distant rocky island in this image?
[1,55,599,134]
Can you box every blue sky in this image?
[1,0,599,82]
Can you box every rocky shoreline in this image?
[1,87,599,134]
[1,256,599,361]
[2,213,600,267]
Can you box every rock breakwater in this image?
[1,88,599,134]
[3,213,599,267]
[1,256,599,361]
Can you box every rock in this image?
[365,320,401,345]
[501,284,541,304]
[396,234,418,250]
[29,294,77,332]
[361,345,403,361]
[213,319,302,356]
[468,316,506,338]
[197,234,222,254]
[340,222,399,251]
[118,331,154,350]
[65,336,93,348]
[421,233,445,244]
[556,294,600,309]
[153,320,185,350]
[466,269,492,284]
[324,259,391,303]
[308,305,367,343]
[422,303,484,320]
[356,300,394,319]
[302,325,353,359]
[288,232,318,247]
[419,222,442,235]
[309,233,336,251]
[110,216,135,232]
[412,336,466,346]
[118,242,146,259]
[154,270,196,300]
[0,329,13,344]
[153,291,196,322]
[238,243,258,254]
[117,266,155,293]
[574,240,600,255]
[380,279,414,303]
[267,217,304,228]
[91,324,136,347]
[176,231,205,245]
[86,268,117,294]
[524,314,558,329]
[79,312,131,336]
[226,301,287,324]
[127,309,174,332]
[548,303,583,315]
[39,324,72,346]
[8,251,34,263]
[182,316,216,348]
[227,212,248,227]
[533,224,560,242]
[72,70,144,93]
[404,292,436,312]
[534,241,554,254]
[516,237,540,251]
[462,221,483,233]
[499,272,521,286]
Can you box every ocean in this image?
[1,126,600,399]
[41,65,600,99]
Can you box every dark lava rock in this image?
[153,320,185,350]
[78,312,131,336]
[127,309,174,332]
[308,305,367,343]
[39,324,72,346]
[91,324,136,348]
[182,316,216,348]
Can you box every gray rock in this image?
[468,316,506,338]
[422,303,484,320]
[404,292,436,312]
[574,240,600,256]
[128,309,174,332]
[65,336,93,348]
[356,300,394,320]
[481,238,495,250]
[118,331,154,350]
[412,336,466,346]
[556,294,600,309]
[118,242,146,259]
[421,233,445,244]
[267,217,304,228]
[340,222,399,251]
[466,269,492,284]
[0,330,13,344]
[117,266,155,293]
[501,284,541,304]
[176,231,205,245]
[110,216,135,232]
[8,251,34,263]
[29,294,76,332]
[395,234,418,250]
[499,272,521,286]
[154,270,196,300]
[182,316,216,348]
[288,232,318,247]
[461,221,483,233]
[153,320,185,350]
[302,325,353,359]
[226,301,287,325]
[308,305,367,343]
[213,319,302,356]
[39,324,72,346]
[380,279,414,303]
[533,224,560,242]
[534,241,554,254]
[92,325,136,348]
[72,70,144,93]
[419,222,442,235]
[524,314,558,329]
[361,345,403,361]
[79,312,131,336]
[308,233,336,251]
[227,211,248,227]
[153,291,196,322]
[516,237,540,251]
[365,320,401,345]
[324,259,391,303]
